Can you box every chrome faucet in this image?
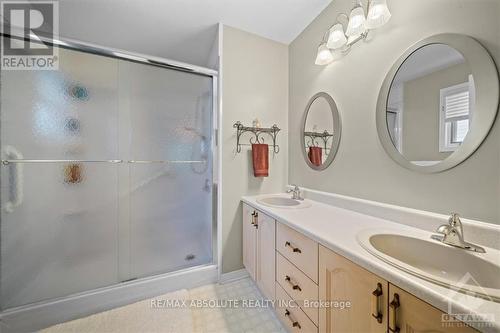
[287,184,303,200]
[432,213,485,253]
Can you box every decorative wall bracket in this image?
[233,121,281,153]
[304,130,333,152]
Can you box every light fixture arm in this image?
[320,30,329,43]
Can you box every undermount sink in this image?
[357,229,500,302]
[256,195,311,209]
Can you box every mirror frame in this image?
[376,33,499,173]
[301,92,342,171]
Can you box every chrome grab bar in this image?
[3,146,24,213]
[2,159,206,165]
[128,160,205,164]
[2,159,123,165]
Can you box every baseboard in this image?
[219,268,249,284]
[0,264,218,333]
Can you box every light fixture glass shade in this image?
[366,0,391,29]
[326,24,347,49]
[345,6,366,37]
[315,43,334,65]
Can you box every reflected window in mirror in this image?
[387,44,474,166]
[439,75,474,152]
[377,34,499,173]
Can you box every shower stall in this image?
[0,35,217,330]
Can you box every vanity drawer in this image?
[275,282,318,333]
[276,252,318,325]
[276,223,318,283]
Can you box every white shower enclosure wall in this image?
[0,36,217,331]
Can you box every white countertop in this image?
[242,193,500,333]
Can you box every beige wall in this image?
[221,26,288,273]
[403,63,469,161]
[289,0,500,224]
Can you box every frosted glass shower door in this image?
[119,62,213,280]
[0,46,120,309]
[0,39,215,310]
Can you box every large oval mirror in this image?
[301,92,341,170]
[377,34,499,173]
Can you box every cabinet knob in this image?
[389,293,400,333]
[371,283,383,324]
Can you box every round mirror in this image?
[377,34,499,173]
[301,92,341,170]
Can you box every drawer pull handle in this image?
[389,293,400,333]
[371,283,383,323]
[285,241,302,253]
[285,275,302,292]
[284,309,301,329]
[251,211,258,229]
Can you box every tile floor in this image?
[44,277,286,333]
[190,278,285,333]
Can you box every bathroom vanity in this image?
[241,193,498,333]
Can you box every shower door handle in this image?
[127,160,205,164]
[1,159,123,164]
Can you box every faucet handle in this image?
[436,224,450,234]
[448,213,461,226]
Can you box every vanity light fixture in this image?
[315,0,391,65]
[326,23,347,49]
[314,42,335,65]
[345,5,366,37]
[366,0,392,29]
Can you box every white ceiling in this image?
[393,44,466,85]
[57,0,332,68]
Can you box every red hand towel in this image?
[308,146,322,166]
[252,144,269,177]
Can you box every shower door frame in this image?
[0,32,220,332]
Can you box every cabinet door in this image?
[256,212,275,300]
[242,203,257,280]
[319,245,387,333]
[388,284,478,333]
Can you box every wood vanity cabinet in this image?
[242,203,276,300]
[319,245,479,333]
[276,223,319,331]
[243,203,480,333]
[319,245,388,333]
[242,203,257,281]
[388,284,478,333]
